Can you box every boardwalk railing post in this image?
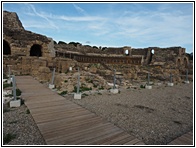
[110,69,119,94]
[147,72,150,85]
[170,73,172,83]
[168,73,174,86]
[77,67,80,94]
[12,75,16,101]
[74,67,81,99]
[146,72,152,89]
[7,66,12,84]
[49,68,55,89]
[10,75,21,107]
[8,66,11,78]
[113,69,116,89]
[184,69,190,84]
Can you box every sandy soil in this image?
[66,82,193,145]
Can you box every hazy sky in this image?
[3,2,193,53]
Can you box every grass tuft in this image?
[3,133,16,144]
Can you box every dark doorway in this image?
[3,40,11,55]
[184,58,188,68]
[177,59,181,67]
[30,44,42,57]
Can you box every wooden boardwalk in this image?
[15,76,145,145]
[168,131,193,145]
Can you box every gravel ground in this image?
[3,82,193,145]
[66,82,193,145]
[3,104,46,145]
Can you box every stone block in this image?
[184,81,190,84]
[167,83,174,87]
[7,78,12,84]
[74,93,81,99]
[49,84,55,89]
[10,99,21,107]
[110,89,119,94]
[145,85,152,89]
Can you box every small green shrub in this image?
[5,94,13,97]
[16,89,22,96]
[73,86,92,93]
[81,87,92,92]
[3,133,16,144]
[59,91,67,96]
[93,84,98,88]
[20,99,25,105]
[3,108,10,113]
[140,85,145,89]
[3,73,9,79]
[3,83,12,89]
[64,70,69,74]
[26,109,30,114]
[9,121,18,124]
[99,86,104,90]
[82,93,89,96]
[126,87,130,89]
[64,80,68,83]
[98,93,102,95]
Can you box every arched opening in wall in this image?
[148,49,154,64]
[125,49,129,56]
[30,44,42,57]
[3,40,11,55]
[184,58,188,68]
[177,59,181,67]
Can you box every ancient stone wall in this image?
[56,51,142,65]
[131,48,149,56]
[103,47,125,55]
[3,11,54,58]
[3,11,24,30]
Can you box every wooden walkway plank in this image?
[78,129,124,145]
[168,131,193,145]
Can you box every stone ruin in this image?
[3,10,193,93]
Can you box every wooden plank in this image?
[46,122,113,145]
[38,115,101,134]
[111,134,137,145]
[95,132,132,145]
[134,141,146,145]
[177,137,193,145]
[123,138,141,145]
[33,109,92,124]
[30,105,83,115]
[101,133,133,145]
[78,129,124,145]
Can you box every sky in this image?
[3,2,194,53]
